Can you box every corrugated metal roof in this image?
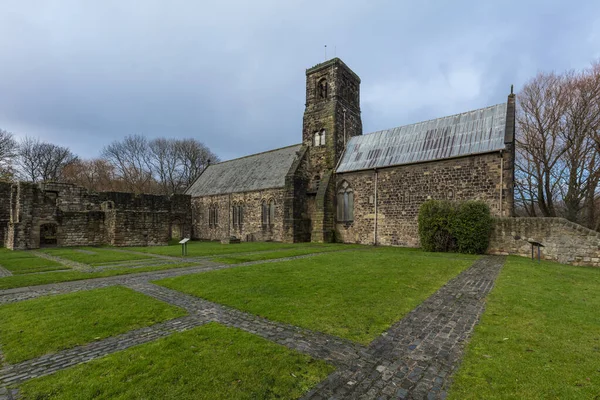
[337,103,508,173]
[186,144,301,196]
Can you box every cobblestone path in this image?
[0,255,504,400]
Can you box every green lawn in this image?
[210,244,357,264]
[126,241,316,257]
[40,247,152,265]
[20,323,334,400]
[157,248,476,344]
[449,256,600,399]
[0,262,199,290]
[0,249,67,274]
[0,286,186,364]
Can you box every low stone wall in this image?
[488,217,600,267]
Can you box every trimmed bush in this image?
[418,200,492,254]
[418,200,456,252]
[452,201,493,254]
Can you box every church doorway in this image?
[40,223,58,247]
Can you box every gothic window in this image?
[337,181,354,222]
[209,204,219,228]
[318,78,328,99]
[261,200,268,227]
[320,129,326,146]
[269,199,275,226]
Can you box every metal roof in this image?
[186,144,301,196]
[337,103,508,173]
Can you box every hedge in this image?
[417,200,492,254]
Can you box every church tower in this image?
[302,58,362,242]
[303,58,362,170]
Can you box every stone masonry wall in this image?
[5,182,191,250]
[489,217,600,267]
[0,182,11,246]
[191,188,286,242]
[336,152,509,246]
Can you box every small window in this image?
[313,132,320,147]
[313,175,321,192]
[269,199,275,226]
[318,78,328,99]
[320,129,326,146]
[233,203,244,228]
[337,181,354,222]
[209,204,219,228]
[261,201,268,226]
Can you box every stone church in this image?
[186,58,516,246]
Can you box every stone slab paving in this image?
[126,282,370,369]
[301,255,505,400]
[29,251,90,272]
[0,266,12,278]
[0,315,207,387]
[0,251,347,304]
[0,252,504,400]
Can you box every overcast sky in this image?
[1,0,599,161]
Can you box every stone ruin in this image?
[0,181,191,250]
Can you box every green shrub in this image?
[418,200,492,254]
[452,201,493,254]
[418,200,456,252]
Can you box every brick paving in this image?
[0,254,505,400]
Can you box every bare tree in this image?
[62,158,120,192]
[516,72,569,217]
[176,138,217,191]
[16,137,78,183]
[516,61,600,229]
[102,134,154,193]
[0,129,17,180]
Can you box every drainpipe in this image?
[374,169,378,246]
[499,151,504,217]
[228,193,231,239]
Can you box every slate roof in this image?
[186,144,301,196]
[337,103,508,173]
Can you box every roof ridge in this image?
[209,143,302,167]
[363,102,506,137]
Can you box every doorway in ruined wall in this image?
[170,220,182,241]
[40,223,58,247]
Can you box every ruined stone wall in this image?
[5,182,192,250]
[191,188,286,242]
[0,182,11,246]
[336,152,509,246]
[489,217,600,267]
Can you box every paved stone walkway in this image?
[0,266,11,278]
[29,251,90,272]
[0,254,505,400]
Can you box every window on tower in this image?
[318,78,328,99]
[320,129,326,145]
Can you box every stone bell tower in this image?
[302,58,362,242]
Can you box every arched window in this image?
[337,181,354,222]
[209,204,219,228]
[313,131,320,147]
[261,200,268,227]
[269,199,275,226]
[320,129,326,146]
[318,78,328,99]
